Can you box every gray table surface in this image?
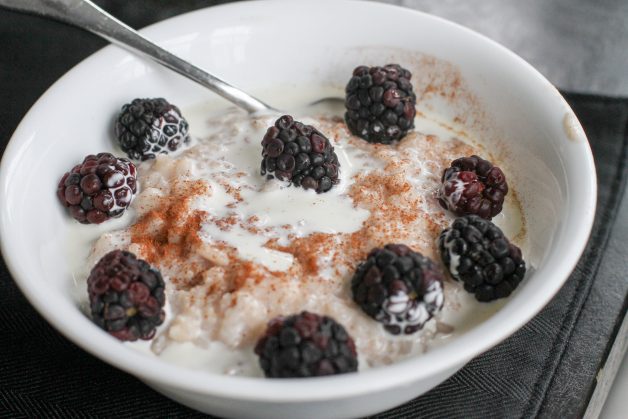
[377,0,628,97]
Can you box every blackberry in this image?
[344,64,416,144]
[438,155,508,219]
[260,115,340,193]
[115,98,190,161]
[254,311,358,378]
[351,244,444,335]
[438,215,526,302]
[57,153,137,224]
[87,250,166,341]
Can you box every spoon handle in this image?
[0,0,274,113]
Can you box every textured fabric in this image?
[1,3,627,418]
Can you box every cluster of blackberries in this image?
[115,98,190,161]
[351,244,444,335]
[438,215,526,302]
[87,250,166,341]
[261,115,340,193]
[255,311,358,378]
[57,153,136,224]
[344,64,417,144]
[438,155,508,220]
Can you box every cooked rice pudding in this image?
[70,102,524,376]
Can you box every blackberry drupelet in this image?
[438,215,526,302]
[87,250,166,341]
[254,311,358,378]
[344,64,417,144]
[260,115,340,193]
[115,98,190,161]
[438,155,508,219]
[351,244,444,335]
[57,153,137,224]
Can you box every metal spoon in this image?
[0,0,279,114]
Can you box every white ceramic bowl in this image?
[0,1,596,418]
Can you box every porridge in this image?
[70,104,524,376]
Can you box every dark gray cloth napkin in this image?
[1,3,627,418]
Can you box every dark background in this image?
[0,1,627,418]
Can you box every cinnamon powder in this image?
[130,180,210,288]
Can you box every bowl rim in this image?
[0,0,597,402]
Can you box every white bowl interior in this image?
[0,0,595,405]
